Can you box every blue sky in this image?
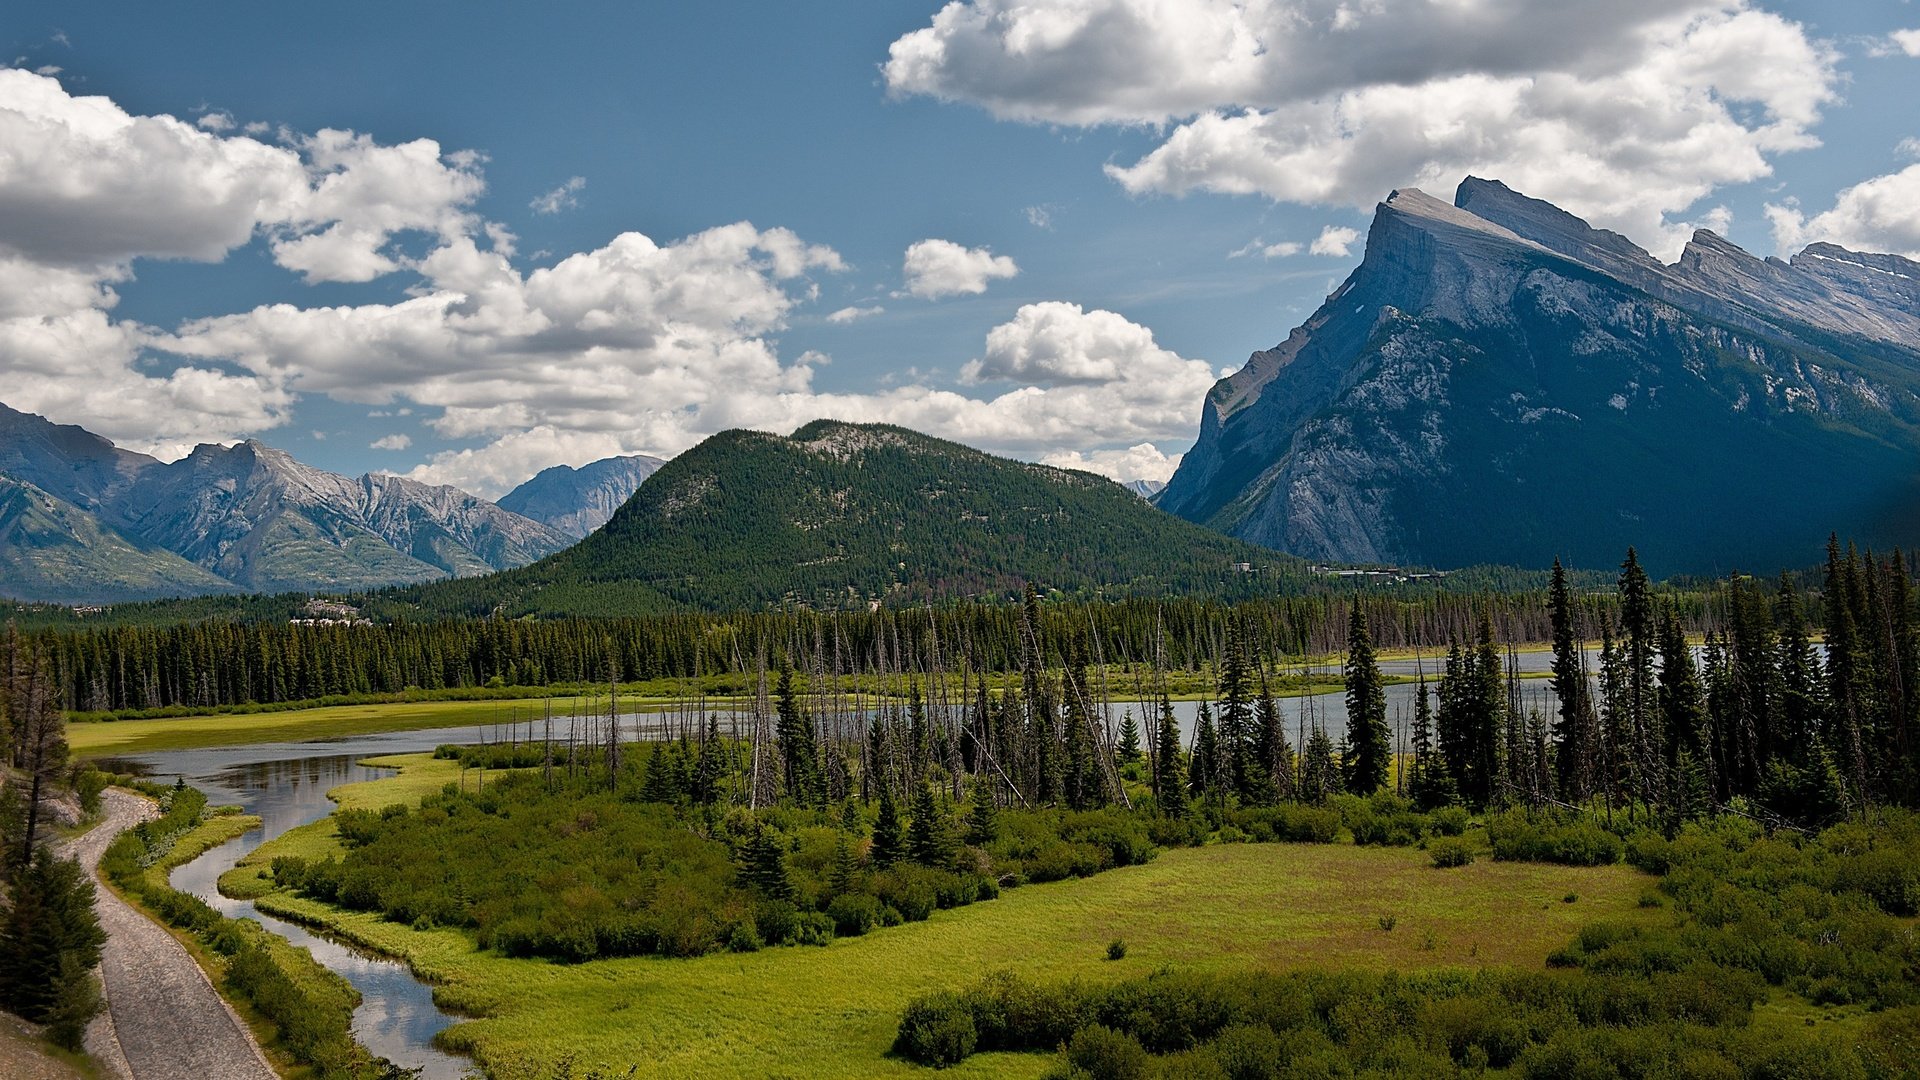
[2,1,1918,495]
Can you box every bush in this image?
[1107,939,1128,961]
[895,992,978,1067]
[1064,1024,1150,1080]
[1486,811,1622,866]
[1429,806,1471,836]
[827,892,881,937]
[1430,837,1475,868]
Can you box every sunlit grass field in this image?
[228,755,1653,1079]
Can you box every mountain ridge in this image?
[1159,178,1920,575]
[0,404,576,601]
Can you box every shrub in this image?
[1430,837,1475,868]
[1107,939,1128,961]
[895,992,978,1067]
[1064,1024,1150,1080]
[1429,806,1471,837]
[827,892,881,937]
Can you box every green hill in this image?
[386,421,1295,616]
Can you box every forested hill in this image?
[387,421,1297,616]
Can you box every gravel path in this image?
[69,789,277,1080]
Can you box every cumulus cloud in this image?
[0,69,500,453]
[1891,29,1920,57]
[0,71,1207,494]
[901,238,1020,298]
[370,433,412,450]
[1039,442,1182,484]
[1309,225,1360,257]
[195,110,235,131]
[531,175,586,215]
[886,1,1838,259]
[826,304,884,323]
[1766,164,1920,259]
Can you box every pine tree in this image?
[1117,711,1142,765]
[737,825,795,903]
[1217,623,1256,799]
[907,784,953,867]
[1254,672,1292,803]
[1407,682,1456,808]
[827,831,859,895]
[1190,702,1220,802]
[1548,558,1599,801]
[1151,695,1186,818]
[1342,607,1390,795]
[870,783,905,868]
[1619,548,1665,811]
[965,777,999,845]
[1299,723,1340,804]
[776,663,823,807]
[0,845,106,1030]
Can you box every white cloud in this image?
[1228,238,1301,259]
[1024,205,1053,229]
[1891,29,1920,57]
[1040,442,1182,484]
[887,2,1838,260]
[826,304,884,323]
[1766,164,1920,259]
[370,433,412,451]
[901,238,1020,299]
[531,175,586,215]
[0,71,1207,494]
[1309,225,1360,257]
[195,111,234,131]
[0,69,502,453]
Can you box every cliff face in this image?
[1159,179,1920,575]
[498,454,666,539]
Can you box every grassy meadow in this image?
[224,754,1652,1079]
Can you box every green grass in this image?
[230,758,1653,1080]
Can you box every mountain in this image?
[0,476,237,603]
[498,454,666,539]
[394,421,1292,616]
[1158,178,1920,576]
[1123,479,1166,499]
[0,404,573,600]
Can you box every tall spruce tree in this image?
[1217,623,1256,799]
[1342,607,1390,795]
[870,783,904,868]
[907,784,953,867]
[1152,695,1186,818]
[1548,559,1599,801]
[1189,702,1220,802]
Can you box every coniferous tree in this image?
[870,782,904,868]
[1657,604,1708,795]
[827,831,859,895]
[1189,702,1220,802]
[1299,723,1340,804]
[1342,607,1390,795]
[1254,672,1292,803]
[0,844,104,1045]
[1117,711,1142,765]
[1217,623,1257,799]
[1548,559,1599,801]
[1151,696,1186,818]
[965,777,999,845]
[1407,682,1457,808]
[1619,548,1665,810]
[907,783,953,867]
[776,663,823,806]
[738,825,795,902]
[6,651,66,867]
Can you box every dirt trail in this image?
[68,788,276,1080]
